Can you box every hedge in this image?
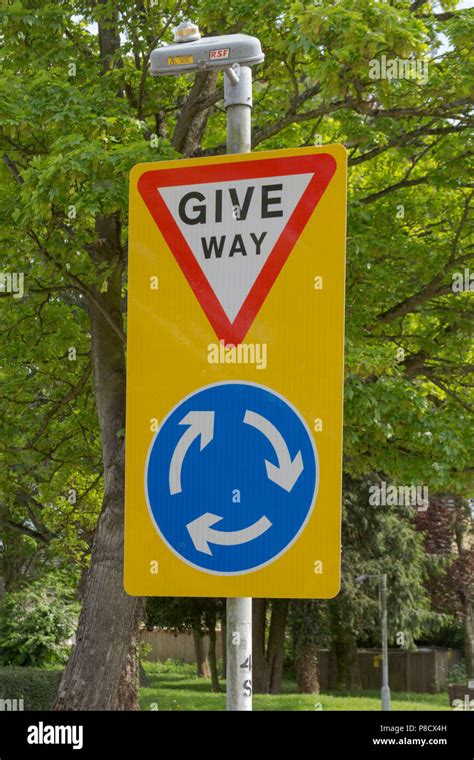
[0,668,62,711]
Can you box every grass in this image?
[139,661,451,711]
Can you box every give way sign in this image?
[136,152,336,344]
[125,145,347,599]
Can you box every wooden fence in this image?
[142,629,223,664]
[142,630,460,693]
[316,648,461,694]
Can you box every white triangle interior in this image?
[158,173,313,324]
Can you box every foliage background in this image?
[0,0,472,705]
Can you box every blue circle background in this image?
[146,382,317,574]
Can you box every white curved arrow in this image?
[187,512,272,555]
[169,411,214,495]
[243,409,303,492]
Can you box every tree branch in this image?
[2,153,25,184]
[172,70,220,156]
[27,362,92,448]
[27,231,126,344]
[349,124,472,167]
[359,176,428,204]
[377,194,472,323]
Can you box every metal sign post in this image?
[380,573,391,711]
[223,61,253,711]
[356,573,391,711]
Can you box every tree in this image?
[417,494,474,677]
[252,598,290,694]
[327,477,431,690]
[290,600,326,694]
[1,0,472,709]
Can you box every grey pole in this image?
[224,64,252,153]
[380,573,391,711]
[226,597,252,710]
[224,62,253,711]
[356,572,391,711]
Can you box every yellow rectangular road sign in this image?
[124,145,347,598]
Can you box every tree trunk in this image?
[463,598,474,679]
[220,613,227,678]
[171,70,219,156]
[192,626,210,678]
[347,634,362,690]
[208,621,221,693]
[252,598,270,693]
[330,630,361,691]
[295,641,320,694]
[54,239,144,709]
[328,646,338,690]
[267,599,289,694]
[53,1,143,711]
[252,599,289,693]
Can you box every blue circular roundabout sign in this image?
[145,381,318,575]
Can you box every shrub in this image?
[0,667,62,711]
[448,659,468,684]
[144,659,197,677]
[0,582,78,667]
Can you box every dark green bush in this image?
[0,583,78,666]
[0,667,62,711]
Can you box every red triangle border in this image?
[137,153,336,345]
